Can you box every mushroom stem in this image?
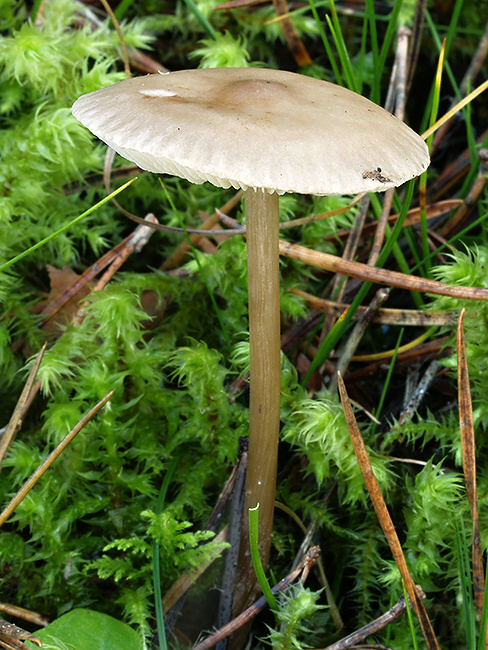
[235,188,281,609]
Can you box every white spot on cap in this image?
[139,88,177,98]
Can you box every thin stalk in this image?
[0,178,137,274]
[477,561,488,650]
[366,0,380,103]
[420,39,446,277]
[248,504,279,612]
[308,0,343,85]
[373,327,404,433]
[153,456,180,650]
[182,0,216,40]
[326,0,357,92]
[403,580,420,650]
[234,189,281,611]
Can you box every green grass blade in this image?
[373,327,404,427]
[476,561,488,650]
[29,0,43,23]
[455,516,476,649]
[302,180,415,387]
[308,0,343,85]
[327,0,358,92]
[403,580,419,650]
[410,208,488,274]
[181,0,216,40]
[365,0,380,103]
[424,10,462,102]
[0,178,137,274]
[248,504,279,612]
[153,456,181,650]
[419,39,445,277]
[114,0,136,20]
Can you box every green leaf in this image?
[25,608,143,650]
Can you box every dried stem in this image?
[338,373,441,650]
[0,390,115,530]
[457,309,485,620]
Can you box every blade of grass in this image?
[114,0,136,20]
[326,0,358,92]
[248,504,279,612]
[153,456,181,650]
[182,0,216,40]
[373,327,404,432]
[302,180,415,386]
[419,38,446,277]
[411,205,488,274]
[477,561,488,650]
[0,178,137,274]
[421,76,488,141]
[457,309,485,620]
[366,0,380,103]
[29,0,43,23]
[403,580,420,650]
[368,193,424,309]
[307,0,343,85]
[424,9,462,103]
[455,516,477,649]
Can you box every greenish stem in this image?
[248,504,279,612]
[234,188,281,612]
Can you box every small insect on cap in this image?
[72,67,429,196]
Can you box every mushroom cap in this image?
[72,68,429,195]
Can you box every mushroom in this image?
[72,67,429,608]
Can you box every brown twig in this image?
[98,0,131,79]
[0,390,115,530]
[0,621,41,649]
[278,239,488,301]
[270,0,312,67]
[72,214,159,326]
[291,288,458,326]
[337,373,441,650]
[0,344,46,466]
[405,0,427,99]
[325,589,425,650]
[39,227,154,329]
[0,604,47,629]
[457,309,485,622]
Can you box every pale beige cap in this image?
[72,67,429,195]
